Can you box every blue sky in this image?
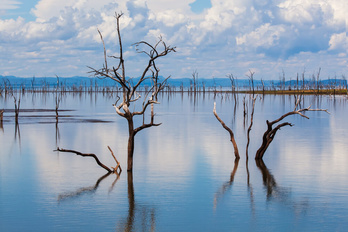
[0,0,347,80]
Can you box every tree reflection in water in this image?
[57,172,112,202]
[214,158,309,215]
[214,158,239,209]
[116,172,156,232]
[255,159,309,214]
[57,172,156,232]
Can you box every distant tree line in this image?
[1,70,347,95]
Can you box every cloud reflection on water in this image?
[1,92,348,231]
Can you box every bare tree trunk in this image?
[127,131,135,172]
[13,96,20,124]
[126,171,135,231]
[0,110,3,124]
[255,120,292,159]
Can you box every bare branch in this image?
[134,121,162,135]
[108,146,122,174]
[213,102,240,159]
[98,28,108,75]
[55,147,112,173]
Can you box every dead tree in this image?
[213,102,240,159]
[55,75,61,121]
[246,70,255,95]
[0,109,3,131]
[192,70,198,93]
[55,146,122,174]
[88,13,176,172]
[227,73,238,104]
[13,96,20,124]
[255,99,329,159]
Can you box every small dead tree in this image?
[255,99,329,159]
[246,96,257,160]
[13,96,20,124]
[246,70,255,95]
[192,70,198,93]
[227,73,238,104]
[55,76,61,121]
[0,109,3,130]
[213,102,240,159]
[88,13,176,172]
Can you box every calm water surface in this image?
[1,92,348,231]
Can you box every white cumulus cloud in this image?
[0,0,347,79]
[329,32,348,52]
[236,23,286,49]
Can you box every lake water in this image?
[1,92,348,231]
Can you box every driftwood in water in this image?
[255,99,329,159]
[213,102,240,159]
[55,146,122,174]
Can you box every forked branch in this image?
[255,102,329,159]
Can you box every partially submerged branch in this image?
[108,146,122,173]
[213,102,240,159]
[55,147,122,174]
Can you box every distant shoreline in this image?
[1,75,347,95]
